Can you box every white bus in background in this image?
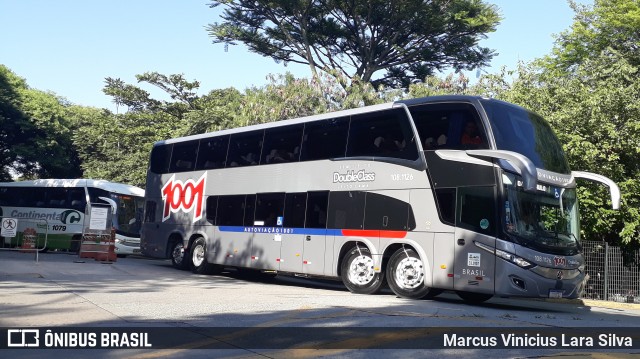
[141,95,620,302]
[0,179,145,256]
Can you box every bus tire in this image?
[190,237,217,275]
[70,235,81,253]
[340,246,384,295]
[170,239,189,270]
[386,247,431,299]
[456,291,493,304]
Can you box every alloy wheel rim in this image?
[348,255,375,285]
[395,257,424,289]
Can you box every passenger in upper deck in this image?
[374,136,404,154]
[460,121,483,147]
[423,134,447,150]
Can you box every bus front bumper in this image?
[494,258,586,299]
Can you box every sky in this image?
[0,0,592,112]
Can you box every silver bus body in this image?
[141,96,619,302]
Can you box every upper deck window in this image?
[149,144,172,174]
[408,103,489,151]
[151,107,422,175]
[346,108,419,161]
[197,135,229,170]
[169,140,199,172]
[262,124,304,164]
[300,118,349,161]
[227,131,265,167]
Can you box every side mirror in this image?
[572,171,621,210]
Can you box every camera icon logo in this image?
[7,329,40,347]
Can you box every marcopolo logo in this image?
[333,169,376,183]
[161,173,206,223]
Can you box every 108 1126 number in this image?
[391,173,414,181]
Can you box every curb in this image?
[581,298,640,310]
[516,297,640,310]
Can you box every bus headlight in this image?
[496,248,535,269]
[475,241,536,269]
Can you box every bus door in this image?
[453,186,497,294]
[302,192,330,276]
[251,193,285,271]
[216,194,255,267]
[278,193,307,273]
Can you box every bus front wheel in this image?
[386,247,431,299]
[341,246,384,295]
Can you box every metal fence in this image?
[582,240,640,303]
[1,217,48,262]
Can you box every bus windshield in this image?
[111,193,144,237]
[503,173,580,256]
[482,99,570,174]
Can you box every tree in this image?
[0,65,82,180]
[207,0,500,88]
[182,87,244,135]
[103,72,202,120]
[236,72,381,126]
[71,106,183,188]
[0,66,29,181]
[93,73,246,185]
[407,72,473,98]
[546,0,640,72]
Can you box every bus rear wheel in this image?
[386,247,431,299]
[170,239,189,270]
[456,291,493,304]
[341,246,384,295]
[190,237,219,275]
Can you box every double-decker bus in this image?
[0,179,145,256]
[141,95,619,302]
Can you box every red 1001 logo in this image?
[161,173,206,223]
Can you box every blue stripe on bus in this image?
[219,226,340,236]
[217,226,408,239]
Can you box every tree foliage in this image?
[0,66,29,181]
[235,72,399,126]
[85,72,211,186]
[0,65,81,180]
[71,107,178,187]
[103,72,203,120]
[547,0,640,72]
[207,0,500,88]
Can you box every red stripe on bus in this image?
[340,229,407,239]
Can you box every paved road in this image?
[1,250,639,358]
